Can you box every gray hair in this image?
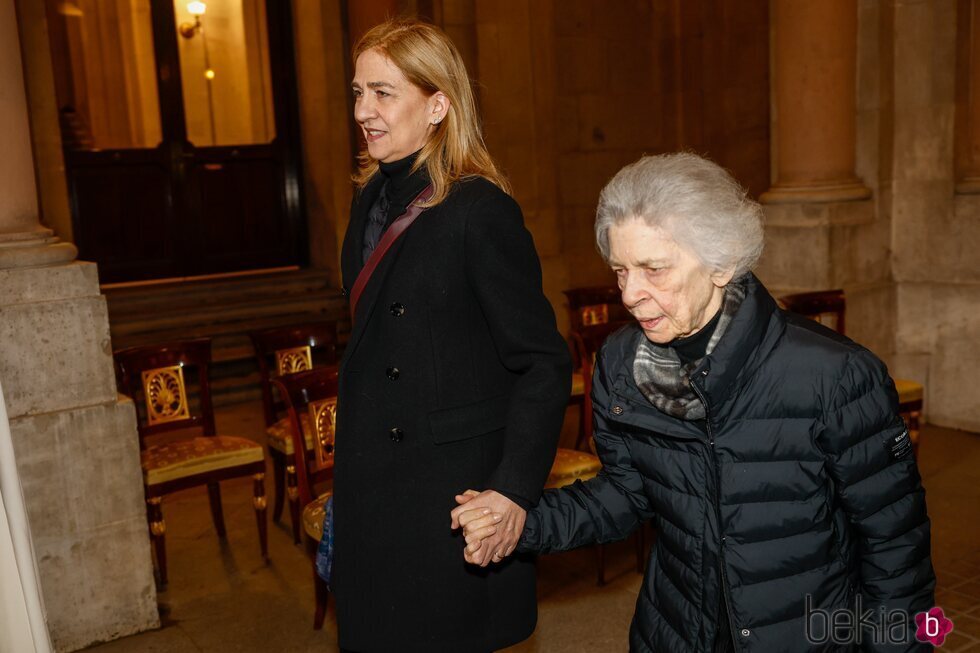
[594,153,764,278]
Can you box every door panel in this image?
[188,152,294,274]
[50,0,305,283]
[70,157,177,279]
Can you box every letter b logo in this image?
[915,607,953,646]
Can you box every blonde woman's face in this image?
[352,49,445,163]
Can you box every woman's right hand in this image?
[453,491,505,563]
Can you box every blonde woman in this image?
[333,20,571,652]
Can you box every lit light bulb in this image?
[187,1,206,16]
[204,69,215,80]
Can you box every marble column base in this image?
[761,179,872,204]
[0,227,77,270]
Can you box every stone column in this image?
[0,1,75,268]
[762,0,870,203]
[0,1,159,649]
[754,0,886,349]
[13,0,74,244]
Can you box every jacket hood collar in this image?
[692,273,783,415]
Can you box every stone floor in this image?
[83,401,980,652]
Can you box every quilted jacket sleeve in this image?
[816,348,935,653]
[518,347,655,554]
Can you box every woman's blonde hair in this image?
[351,20,511,206]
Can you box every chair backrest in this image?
[272,366,339,507]
[573,320,631,447]
[249,322,338,427]
[781,289,846,335]
[563,285,629,332]
[114,338,216,446]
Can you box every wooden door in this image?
[48,0,305,283]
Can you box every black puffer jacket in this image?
[520,275,935,652]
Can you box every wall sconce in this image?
[179,2,207,39]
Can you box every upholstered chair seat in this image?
[302,491,334,542]
[546,448,601,489]
[895,378,924,404]
[142,436,264,485]
[265,414,314,455]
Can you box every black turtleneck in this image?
[362,150,431,265]
[671,306,722,366]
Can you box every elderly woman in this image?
[455,153,935,652]
[335,20,570,653]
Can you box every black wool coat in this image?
[519,274,935,653]
[334,175,572,652]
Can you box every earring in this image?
[433,117,442,125]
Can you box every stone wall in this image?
[0,265,159,651]
[889,0,979,430]
[442,0,771,333]
[756,0,980,432]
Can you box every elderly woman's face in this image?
[352,49,446,163]
[609,218,733,344]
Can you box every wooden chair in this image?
[563,285,629,444]
[114,338,268,588]
[272,367,338,630]
[249,322,337,543]
[571,321,632,436]
[564,320,648,585]
[563,285,631,334]
[781,289,925,457]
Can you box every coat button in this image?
[389,302,405,317]
[389,427,404,442]
[611,405,624,415]
[740,629,750,637]
[386,367,400,380]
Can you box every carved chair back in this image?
[272,366,339,507]
[250,322,338,428]
[780,289,846,335]
[563,285,630,332]
[571,320,632,447]
[114,338,216,447]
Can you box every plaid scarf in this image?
[633,278,747,420]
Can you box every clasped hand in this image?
[450,489,525,567]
